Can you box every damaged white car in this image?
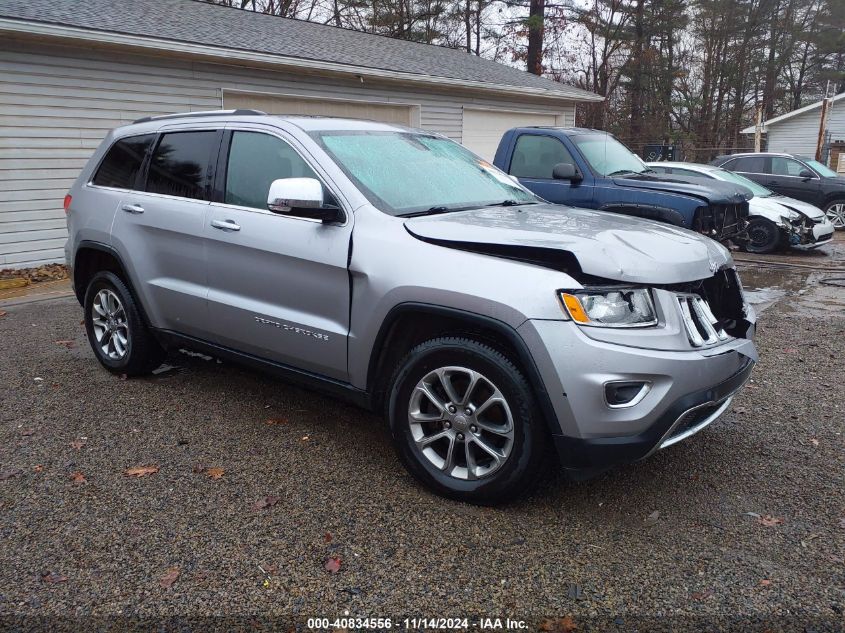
[648,162,834,254]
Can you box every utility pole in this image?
[816,81,832,162]
[754,103,763,152]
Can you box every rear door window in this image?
[509,135,575,179]
[727,156,767,174]
[145,131,219,200]
[224,131,318,210]
[92,134,155,190]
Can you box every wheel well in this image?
[73,247,128,304]
[367,308,526,414]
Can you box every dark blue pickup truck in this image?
[493,127,750,242]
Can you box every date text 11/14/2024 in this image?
[306,617,529,629]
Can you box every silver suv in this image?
[65,110,757,503]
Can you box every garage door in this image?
[224,92,416,126]
[462,109,560,161]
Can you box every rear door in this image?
[505,132,594,208]
[109,127,220,339]
[203,126,352,380]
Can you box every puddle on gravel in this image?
[737,265,845,317]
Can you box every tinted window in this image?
[649,165,670,174]
[772,157,807,176]
[225,132,317,210]
[92,134,155,189]
[509,135,575,179]
[145,131,218,200]
[727,156,767,173]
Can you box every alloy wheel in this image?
[826,202,845,229]
[408,366,514,480]
[91,288,129,360]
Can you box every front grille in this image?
[676,293,730,347]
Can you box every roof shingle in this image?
[0,0,599,101]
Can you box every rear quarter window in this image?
[91,134,155,189]
[145,131,219,201]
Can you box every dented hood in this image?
[404,204,733,284]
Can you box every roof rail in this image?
[132,109,267,124]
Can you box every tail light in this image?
[63,194,72,214]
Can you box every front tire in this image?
[824,200,845,230]
[744,217,783,254]
[83,271,165,376]
[388,337,549,504]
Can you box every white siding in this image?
[766,101,845,156]
[0,39,576,268]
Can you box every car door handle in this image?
[120,203,144,214]
[211,219,241,231]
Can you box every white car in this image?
[648,162,835,254]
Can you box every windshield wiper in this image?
[397,206,467,218]
[486,199,538,207]
[607,169,638,177]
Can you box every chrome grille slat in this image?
[676,293,728,347]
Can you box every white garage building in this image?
[0,0,600,268]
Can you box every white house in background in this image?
[0,0,601,269]
[741,93,845,161]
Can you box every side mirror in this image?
[552,162,581,182]
[267,178,343,223]
[798,169,814,180]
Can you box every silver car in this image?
[64,111,757,504]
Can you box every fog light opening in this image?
[604,381,651,408]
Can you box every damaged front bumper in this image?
[517,270,757,474]
[786,215,835,249]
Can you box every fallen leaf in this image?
[0,310,7,317]
[70,439,86,450]
[205,467,225,480]
[260,563,279,576]
[691,589,714,600]
[0,469,22,481]
[733,406,747,414]
[55,340,75,348]
[20,429,35,437]
[69,472,86,484]
[119,373,128,381]
[40,572,67,584]
[34,464,44,473]
[324,556,342,574]
[758,515,783,527]
[539,616,577,632]
[645,510,660,524]
[265,417,289,425]
[124,465,159,478]
[759,579,772,587]
[324,532,333,543]
[252,495,280,511]
[192,463,206,474]
[159,567,180,589]
[810,438,819,446]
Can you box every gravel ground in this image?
[0,259,843,632]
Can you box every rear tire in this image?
[387,337,549,505]
[744,217,783,254]
[83,271,165,376]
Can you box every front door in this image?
[768,156,823,205]
[507,133,594,208]
[204,129,352,381]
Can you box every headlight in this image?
[559,288,657,327]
